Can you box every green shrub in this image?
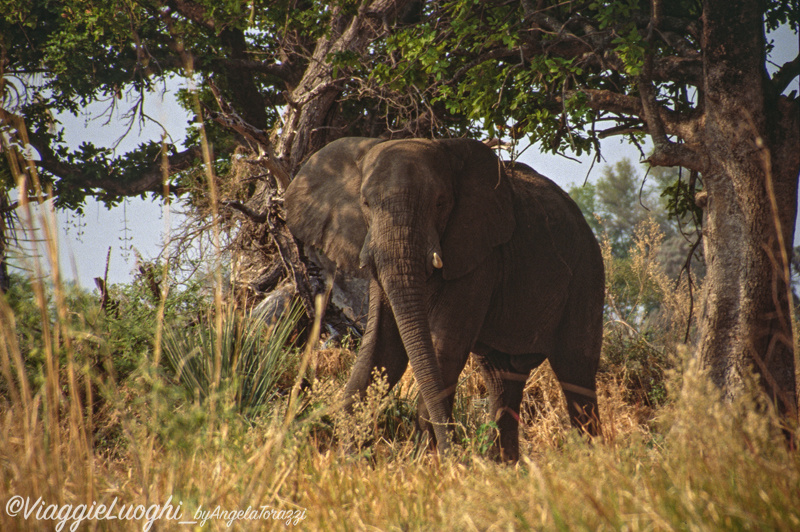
[161,301,303,416]
[600,219,696,409]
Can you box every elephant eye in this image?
[435,197,446,209]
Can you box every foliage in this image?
[162,301,303,416]
[569,160,703,407]
[569,159,666,257]
[569,158,704,280]
[3,1,795,210]
[600,219,697,407]
[0,256,215,402]
[373,1,692,151]
[1,0,316,206]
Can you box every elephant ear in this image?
[285,137,384,276]
[437,139,515,280]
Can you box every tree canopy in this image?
[1,1,797,204]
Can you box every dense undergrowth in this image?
[1,220,798,531]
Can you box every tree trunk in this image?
[272,1,415,172]
[232,1,414,300]
[697,0,799,420]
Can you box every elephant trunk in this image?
[370,214,452,453]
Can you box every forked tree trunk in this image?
[232,1,414,296]
[697,0,799,419]
[272,0,415,173]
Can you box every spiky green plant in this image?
[162,302,303,415]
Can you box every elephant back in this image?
[504,161,596,250]
[480,161,603,353]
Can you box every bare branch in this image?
[265,207,317,318]
[221,200,267,223]
[206,80,293,190]
[597,121,645,138]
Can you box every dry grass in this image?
[1,211,798,531]
[2,304,799,532]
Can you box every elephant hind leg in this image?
[549,259,604,438]
[473,350,546,462]
[548,338,601,437]
[557,380,600,436]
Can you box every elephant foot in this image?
[562,387,601,438]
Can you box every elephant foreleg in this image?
[414,366,463,450]
[415,267,496,449]
[343,279,408,407]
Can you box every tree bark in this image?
[269,1,414,172]
[0,192,9,293]
[696,0,799,419]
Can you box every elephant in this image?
[284,137,604,461]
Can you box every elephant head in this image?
[285,137,516,451]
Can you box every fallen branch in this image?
[206,81,293,190]
[221,200,267,223]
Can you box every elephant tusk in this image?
[432,252,443,269]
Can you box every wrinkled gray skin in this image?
[285,137,604,460]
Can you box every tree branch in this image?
[640,0,669,144]
[32,135,201,198]
[653,55,702,85]
[205,80,293,190]
[166,0,216,31]
[221,200,267,223]
[213,58,302,86]
[633,0,707,173]
[597,121,645,138]
[772,54,800,96]
[265,206,317,318]
[561,88,704,141]
[646,141,708,173]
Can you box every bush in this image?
[600,219,697,409]
[162,301,304,416]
